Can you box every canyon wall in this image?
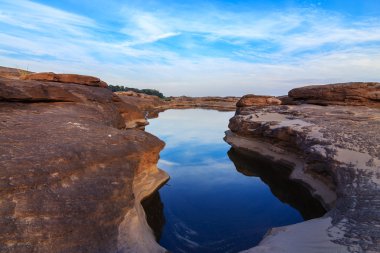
[225,83,380,253]
[0,73,168,253]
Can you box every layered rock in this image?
[225,85,380,253]
[115,91,165,118]
[288,82,380,107]
[0,76,168,252]
[236,94,281,107]
[0,66,33,80]
[115,92,240,118]
[21,72,108,88]
[162,96,239,111]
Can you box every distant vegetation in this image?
[108,85,165,98]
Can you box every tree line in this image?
[108,85,165,98]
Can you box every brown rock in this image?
[112,94,148,129]
[21,72,108,88]
[159,96,240,112]
[288,82,380,107]
[277,95,302,105]
[236,94,281,107]
[115,92,240,116]
[115,92,164,116]
[0,77,167,252]
[0,66,33,79]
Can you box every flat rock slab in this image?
[288,82,380,107]
[21,72,108,88]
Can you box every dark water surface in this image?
[144,109,325,253]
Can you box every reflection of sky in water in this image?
[146,109,303,253]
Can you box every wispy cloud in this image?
[0,0,379,96]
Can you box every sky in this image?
[0,0,380,96]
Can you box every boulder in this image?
[236,94,281,107]
[288,82,380,107]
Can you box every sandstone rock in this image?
[115,92,240,117]
[160,96,240,111]
[288,82,380,107]
[115,92,164,118]
[21,72,108,88]
[0,66,33,79]
[236,94,281,107]
[112,94,148,129]
[277,95,302,105]
[0,77,168,253]
[226,103,380,253]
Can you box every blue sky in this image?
[0,0,380,96]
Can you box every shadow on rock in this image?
[227,148,326,220]
[141,191,166,242]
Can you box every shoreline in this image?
[117,168,169,253]
[225,103,380,253]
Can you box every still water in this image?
[144,109,325,253]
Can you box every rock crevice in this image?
[226,88,380,253]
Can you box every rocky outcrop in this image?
[0,66,33,80]
[236,94,281,107]
[0,76,168,252]
[162,96,239,111]
[225,84,380,253]
[115,91,165,118]
[115,92,240,118]
[21,72,108,88]
[288,82,380,107]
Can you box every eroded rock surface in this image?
[288,82,380,107]
[0,67,33,80]
[0,77,168,253]
[21,72,108,88]
[115,92,240,118]
[236,94,281,107]
[162,96,240,111]
[226,89,380,252]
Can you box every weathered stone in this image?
[163,96,240,111]
[0,66,33,80]
[226,102,380,253]
[236,94,281,107]
[0,77,168,253]
[21,72,108,88]
[115,92,240,118]
[288,82,380,107]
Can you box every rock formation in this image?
[162,96,240,111]
[21,72,108,88]
[115,91,165,118]
[0,75,168,252]
[115,92,240,118]
[288,82,380,107]
[236,94,281,107]
[225,84,380,253]
[0,66,33,80]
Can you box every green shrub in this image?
[108,85,165,98]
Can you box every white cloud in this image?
[0,0,379,96]
[121,11,180,44]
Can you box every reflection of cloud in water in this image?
[147,109,234,148]
[158,159,179,167]
[164,209,201,252]
[146,109,314,253]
